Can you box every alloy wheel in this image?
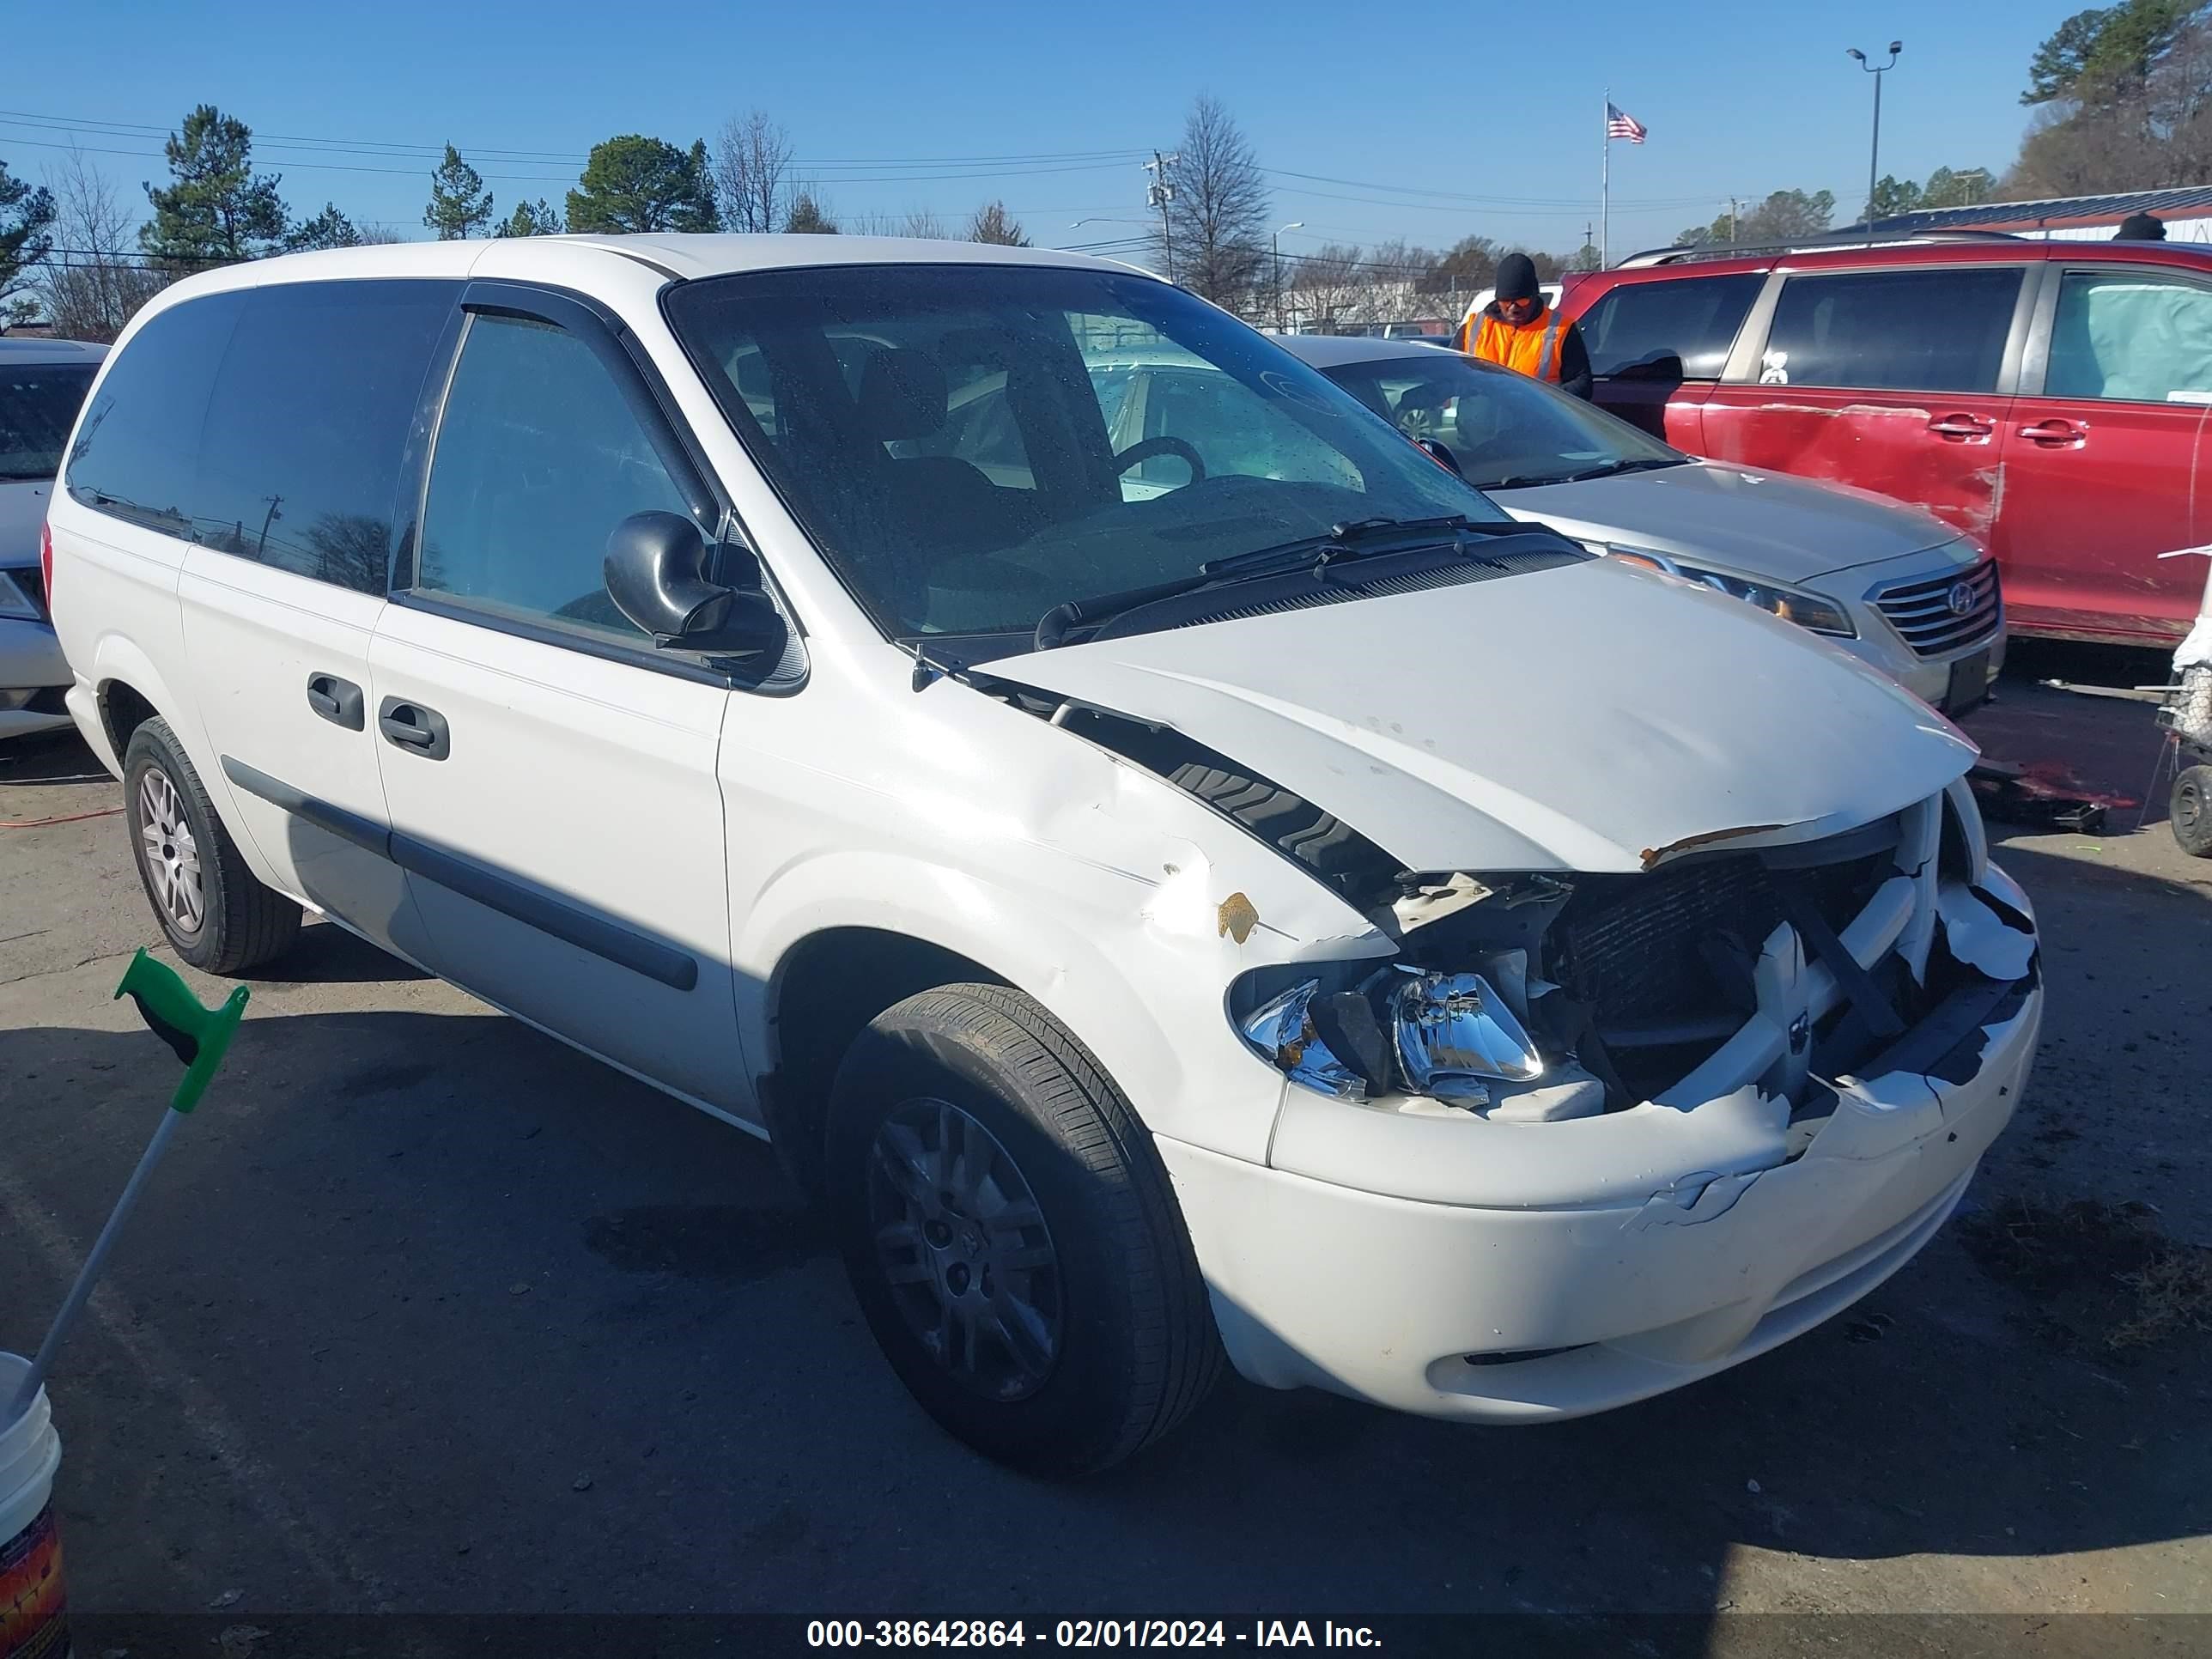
[867,1097,1063,1401]
[137,766,205,935]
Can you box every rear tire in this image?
[2173,765,2212,858]
[123,718,301,973]
[825,983,1222,1474]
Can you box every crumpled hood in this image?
[1492,459,1958,585]
[0,480,52,569]
[991,556,1977,875]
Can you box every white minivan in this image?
[48,236,2043,1473]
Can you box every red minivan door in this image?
[1577,270,1767,447]
[1699,262,2036,550]
[1996,261,2212,645]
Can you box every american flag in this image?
[1607,102,1648,143]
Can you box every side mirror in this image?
[1416,437,1464,477]
[605,511,786,657]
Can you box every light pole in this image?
[1847,42,1902,228]
[1273,221,1304,331]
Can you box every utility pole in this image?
[1145,151,1179,284]
[1847,43,1903,226]
[256,494,283,558]
[1273,221,1304,330]
[1726,197,1742,244]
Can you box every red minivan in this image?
[1565,236,2212,645]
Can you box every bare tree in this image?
[899,207,948,239]
[1158,95,1270,305]
[1283,242,1364,331]
[40,147,165,342]
[966,200,1029,245]
[714,110,795,234]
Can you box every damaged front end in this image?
[1229,781,2039,1150]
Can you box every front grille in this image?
[1872,558,2001,657]
[1546,833,1896,1098]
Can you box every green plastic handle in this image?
[112,949,249,1114]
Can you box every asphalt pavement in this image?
[2,647,2209,1648]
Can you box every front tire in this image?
[123,718,301,973]
[2174,765,2212,858]
[825,984,1222,1474]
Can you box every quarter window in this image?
[64,291,246,536]
[1763,267,2025,393]
[196,281,457,592]
[415,313,693,640]
[2044,270,2212,404]
[1578,274,1764,380]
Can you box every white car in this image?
[49,236,2043,1473]
[1275,334,2006,714]
[1,337,104,738]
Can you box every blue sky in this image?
[17,0,2083,258]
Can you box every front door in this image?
[368,288,750,1116]
[1700,263,2035,550]
[1997,263,2212,643]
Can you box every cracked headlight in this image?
[1593,544,1855,638]
[1234,963,1545,1105]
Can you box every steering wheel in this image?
[1111,435,1206,482]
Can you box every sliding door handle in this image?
[377,697,450,761]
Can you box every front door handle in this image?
[1926,414,1995,441]
[2017,417,2087,447]
[377,697,451,761]
[306,672,365,731]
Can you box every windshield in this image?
[662,265,1510,641]
[1317,352,1684,490]
[0,363,97,483]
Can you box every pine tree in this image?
[0,159,57,320]
[966,200,1029,245]
[140,105,287,266]
[283,204,364,252]
[496,198,565,237]
[425,143,494,240]
[566,136,720,234]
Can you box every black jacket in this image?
[1480,300,1595,400]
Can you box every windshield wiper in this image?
[1032,515,1507,650]
[1485,456,1685,489]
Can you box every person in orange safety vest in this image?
[1456,252,1593,399]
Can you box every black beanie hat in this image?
[2116,212,2166,240]
[1496,252,1540,302]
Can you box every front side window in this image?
[1763,267,2025,393]
[1320,354,1684,491]
[664,264,1505,641]
[2045,270,2212,404]
[0,362,98,482]
[196,280,457,592]
[1578,274,1764,380]
[415,313,693,640]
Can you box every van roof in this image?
[149,232,1155,294]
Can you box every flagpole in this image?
[1601,87,1610,268]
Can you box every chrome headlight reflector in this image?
[1390,969,1542,1104]
[1236,963,1547,1106]
[1596,544,1856,638]
[1239,978,1371,1100]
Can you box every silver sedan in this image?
[1274,333,2005,715]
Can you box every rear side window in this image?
[196,281,457,592]
[64,291,246,535]
[1,362,98,483]
[2044,270,2212,404]
[413,313,692,640]
[1578,274,1763,380]
[1764,267,2025,393]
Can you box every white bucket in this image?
[0,1352,68,1658]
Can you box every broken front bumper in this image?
[1156,890,2041,1423]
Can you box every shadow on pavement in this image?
[3,995,2205,1623]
